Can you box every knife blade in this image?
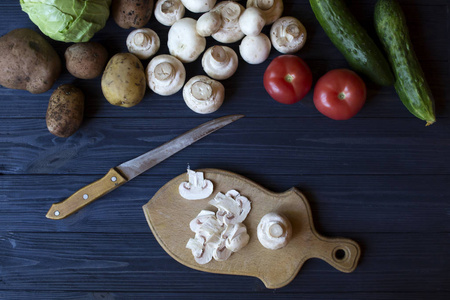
[46,114,244,220]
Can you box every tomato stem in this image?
[284,74,294,83]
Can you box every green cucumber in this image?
[309,0,394,86]
[374,0,436,125]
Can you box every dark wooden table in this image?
[1,0,449,299]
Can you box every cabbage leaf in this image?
[20,0,112,43]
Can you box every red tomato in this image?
[263,55,313,104]
[313,69,366,120]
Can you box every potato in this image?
[0,28,61,94]
[65,42,108,79]
[46,84,84,138]
[101,53,146,107]
[112,0,154,29]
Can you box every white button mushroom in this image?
[183,75,225,114]
[181,0,216,13]
[239,7,265,36]
[179,169,214,200]
[146,54,186,96]
[257,212,292,250]
[211,1,245,44]
[154,0,185,26]
[270,16,307,54]
[196,10,222,37]
[168,18,207,63]
[126,28,160,60]
[239,33,271,64]
[246,0,284,25]
[202,45,238,80]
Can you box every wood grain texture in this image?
[1,0,449,299]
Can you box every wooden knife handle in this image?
[46,168,128,220]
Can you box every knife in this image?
[46,114,244,220]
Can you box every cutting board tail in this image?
[311,236,361,273]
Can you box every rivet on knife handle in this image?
[46,168,127,220]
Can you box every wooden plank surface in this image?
[1,0,449,299]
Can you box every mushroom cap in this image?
[196,11,222,37]
[202,45,238,80]
[246,0,284,25]
[183,75,225,114]
[211,1,245,43]
[257,212,292,250]
[168,18,206,63]
[126,28,160,60]
[270,16,307,54]
[239,33,272,64]
[154,0,185,26]
[181,0,217,13]
[146,54,186,96]
[239,6,265,36]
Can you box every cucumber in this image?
[309,0,394,86]
[374,0,436,125]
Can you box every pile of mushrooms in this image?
[186,189,251,264]
[121,0,308,114]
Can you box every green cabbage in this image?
[20,0,112,43]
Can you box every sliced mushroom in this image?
[211,1,245,43]
[183,75,225,114]
[239,7,265,36]
[126,28,160,60]
[257,212,292,250]
[196,10,222,37]
[246,0,283,25]
[189,210,216,232]
[239,33,271,64]
[146,54,186,96]
[223,223,250,252]
[270,16,307,54]
[210,190,251,225]
[202,45,238,80]
[186,237,215,264]
[168,18,206,63]
[212,239,233,261]
[181,0,216,13]
[179,169,214,200]
[154,0,185,26]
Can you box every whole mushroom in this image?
[202,45,238,80]
[239,33,272,64]
[154,0,185,26]
[270,16,307,54]
[196,10,222,37]
[211,1,245,44]
[183,75,225,114]
[239,6,265,36]
[168,18,206,63]
[126,28,160,60]
[181,0,216,13]
[246,0,283,25]
[257,212,292,250]
[146,54,186,96]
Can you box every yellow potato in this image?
[101,53,146,107]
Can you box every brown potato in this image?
[0,28,61,94]
[101,53,146,107]
[65,42,108,79]
[112,0,154,29]
[46,84,84,138]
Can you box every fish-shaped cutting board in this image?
[143,169,360,289]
